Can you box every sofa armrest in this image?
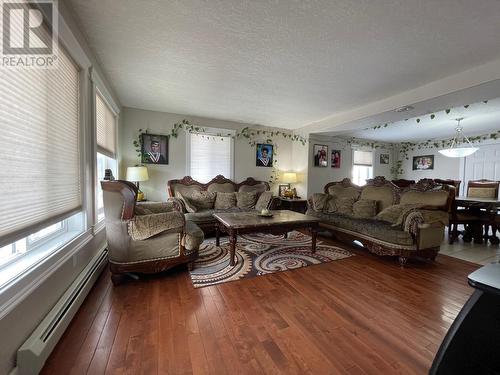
[128,211,185,241]
[167,197,186,213]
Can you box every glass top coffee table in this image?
[213,210,320,266]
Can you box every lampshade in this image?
[126,166,149,182]
[439,118,479,158]
[282,172,297,183]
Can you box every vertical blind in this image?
[190,134,232,183]
[0,46,81,245]
[96,93,116,158]
[353,150,373,166]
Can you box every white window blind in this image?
[353,150,373,166]
[0,46,81,246]
[189,134,232,183]
[96,92,116,158]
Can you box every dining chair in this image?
[467,180,499,240]
[391,179,415,188]
[434,179,461,197]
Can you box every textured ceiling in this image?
[333,97,500,142]
[67,0,500,129]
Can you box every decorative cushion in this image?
[128,211,185,240]
[311,193,330,211]
[255,191,273,211]
[238,184,267,194]
[376,203,424,225]
[352,199,378,219]
[236,191,258,209]
[214,192,237,209]
[175,191,197,213]
[400,190,449,210]
[336,197,357,216]
[325,196,338,213]
[176,191,216,212]
[207,183,236,193]
[327,185,360,200]
[360,186,396,212]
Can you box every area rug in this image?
[189,231,353,288]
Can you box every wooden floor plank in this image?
[42,235,478,374]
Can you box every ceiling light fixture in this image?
[438,118,479,158]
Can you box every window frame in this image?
[186,128,235,181]
[352,149,374,186]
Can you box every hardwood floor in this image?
[41,235,479,374]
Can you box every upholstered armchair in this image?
[101,180,204,284]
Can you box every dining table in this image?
[455,196,500,244]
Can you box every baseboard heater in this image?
[15,248,108,375]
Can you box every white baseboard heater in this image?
[15,248,108,375]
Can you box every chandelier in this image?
[438,118,479,158]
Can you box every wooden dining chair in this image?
[467,179,499,240]
[391,179,415,188]
[435,179,461,197]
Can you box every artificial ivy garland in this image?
[133,119,308,185]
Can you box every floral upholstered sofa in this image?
[307,177,455,266]
[167,175,279,233]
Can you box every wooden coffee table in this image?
[213,210,320,266]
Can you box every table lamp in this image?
[281,172,298,198]
[126,166,149,201]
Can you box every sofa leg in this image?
[187,261,194,272]
[111,273,123,286]
[398,256,408,267]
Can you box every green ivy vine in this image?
[133,120,307,185]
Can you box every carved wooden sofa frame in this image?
[316,177,455,266]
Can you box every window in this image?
[188,132,233,183]
[352,150,373,186]
[95,92,117,222]
[0,38,83,284]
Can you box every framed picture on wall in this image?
[331,150,341,168]
[141,133,169,164]
[412,155,434,170]
[313,144,328,167]
[256,143,273,167]
[380,153,390,165]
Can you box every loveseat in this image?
[307,177,455,266]
[168,175,279,234]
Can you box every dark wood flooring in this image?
[41,235,479,374]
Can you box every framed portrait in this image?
[380,153,390,165]
[331,150,341,168]
[256,143,273,167]
[412,155,434,170]
[141,133,169,164]
[314,144,328,167]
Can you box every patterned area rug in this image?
[189,231,354,288]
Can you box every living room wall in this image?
[399,147,461,181]
[306,135,394,195]
[119,107,299,201]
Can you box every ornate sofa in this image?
[101,180,204,284]
[167,175,279,233]
[307,177,455,266]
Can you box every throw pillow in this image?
[311,193,330,211]
[376,203,424,225]
[176,191,216,212]
[175,191,197,213]
[236,191,258,209]
[336,197,357,216]
[352,199,378,219]
[325,196,338,213]
[255,191,273,211]
[214,192,237,210]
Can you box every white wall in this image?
[119,107,301,201]
[306,135,394,195]
[400,147,461,181]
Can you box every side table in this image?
[278,197,308,214]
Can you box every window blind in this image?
[0,46,81,246]
[353,150,373,166]
[190,134,232,183]
[96,92,116,158]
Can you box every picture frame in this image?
[331,150,341,168]
[412,155,434,170]
[256,143,273,167]
[314,144,328,167]
[141,133,169,165]
[380,153,390,165]
[278,184,290,198]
